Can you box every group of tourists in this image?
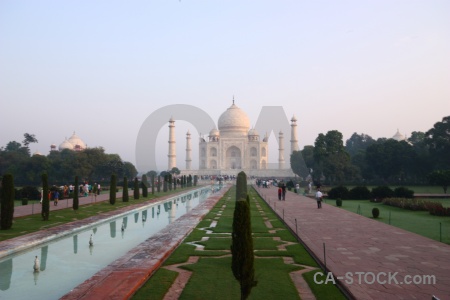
[39,182,102,205]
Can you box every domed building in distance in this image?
[50,132,87,152]
[168,101,297,177]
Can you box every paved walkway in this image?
[255,186,450,300]
[13,191,139,218]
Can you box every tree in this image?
[1,174,15,229]
[231,198,257,299]
[147,170,157,178]
[290,150,309,178]
[134,177,140,199]
[236,171,247,201]
[425,116,450,169]
[151,175,155,194]
[123,161,138,180]
[141,174,149,197]
[428,170,450,193]
[123,177,129,202]
[170,167,181,175]
[41,173,49,221]
[313,130,357,184]
[345,132,375,157]
[22,133,38,148]
[73,176,79,210]
[110,174,116,205]
[366,139,416,183]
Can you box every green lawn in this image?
[133,187,346,300]
[330,199,450,244]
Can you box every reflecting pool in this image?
[0,186,214,300]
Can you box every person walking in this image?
[53,190,59,206]
[315,189,323,208]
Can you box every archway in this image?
[226,146,241,169]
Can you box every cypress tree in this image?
[168,174,172,191]
[110,174,116,205]
[231,198,257,299]
[157,176,161,193]
[236,171,248,201]
[151,175,155,195]
[142,174,148,197]
[41,173,49,221]
[173,176,177,190]
[73,176,79,210]
[123,177,129,202]
[1,174,15,229]
[194,175,198,186]
[188,175,192,187]
[163,175,168,192]
[134,177,140,199]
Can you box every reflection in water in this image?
[0,186,217,298]
[0,259,12,290]
[40,246,48,271]
[73,235,78,254]
[110,221,116,238]
[169,203,177,224]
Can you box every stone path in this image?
[255,186,450,300]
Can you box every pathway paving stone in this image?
[255,186,450,300]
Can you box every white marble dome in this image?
[209,128,220,136]
[59,139,74,151]
[248,128,259,136]
[218,103,250,136]
[68,132,86,150]
[392,129,406,141]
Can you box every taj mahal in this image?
[167,101,298,177]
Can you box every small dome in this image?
[217,103,250,137]
[33,150,43,156]
[392,129,405,141]
[248,128,259,136]
[291,115,297,122]
[59,139,74,151]
[68,132,86,150]
[209,128,220,136]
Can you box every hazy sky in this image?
[1,1,449,172]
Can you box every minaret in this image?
[168,117,176,169]
[278,131,285,169]
[185,130,192,170]
[290,115,299,154]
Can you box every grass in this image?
[330,199,450,244]
[134,187,345,300]
[0,187,196,242]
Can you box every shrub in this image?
[142,174,149,197]
[1,174,15,229]
[394,187,414,198]
[73,176,79,210]
[372,208,380,218]
[41,173,49,220]
[123,177,129,202]
[110,174,117,205]
[327,186,349,200]
[134,177,140,199]
[371,186,394,200]
[336,198,342,207]
[17,186,40,200]
[348,186,371,200]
